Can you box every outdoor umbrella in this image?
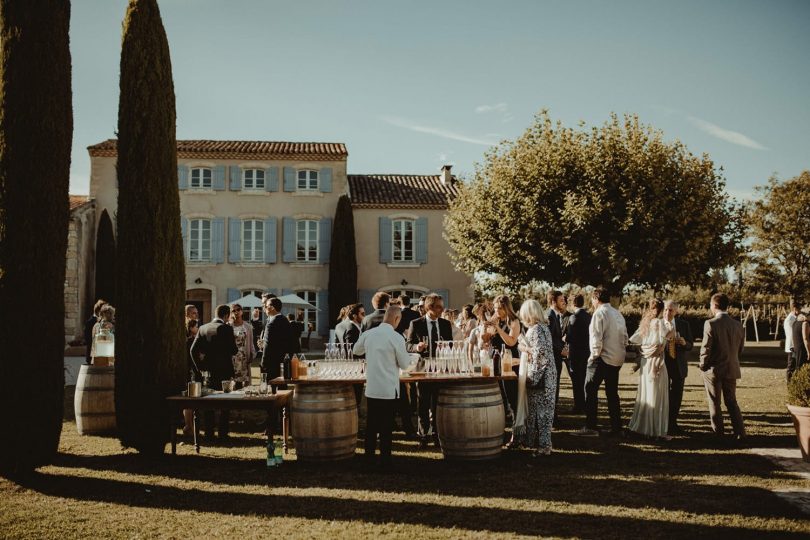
[277,294,317,310]
[228,293,264,309]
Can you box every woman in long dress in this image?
[228,303,255,388]
[628,298,672,439]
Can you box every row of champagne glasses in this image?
[425,340,475,376]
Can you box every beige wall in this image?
[64,202,96,342]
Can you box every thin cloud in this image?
[379,115,497,146]
[688,116,768,151]
[475,102,508,114]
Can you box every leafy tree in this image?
[745,172,810,303]
[115,0,185,455]
[94,209,116,305]
[445,111,744,296]
[328,194,357,326]
[0,0,72,476]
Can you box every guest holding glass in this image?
[228,303,255,389]
[90,303,116,366]
[484,295,521,425]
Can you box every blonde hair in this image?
[99,304,115,322]
[519,299,548,326]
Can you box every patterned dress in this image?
[231,321,254,387]
[516,323,557,450]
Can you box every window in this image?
[243,168,265,190]
[190,168,212,189]
[242,220,264,262]
[242,289,264,300]
[296,220,318,262]
[386,289,425,305]
[392,219,415,262]
[297,290,317,333]
[189,219,211,262]
[297,169,318,190]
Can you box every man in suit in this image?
[260,295,294,380]
[361,292,390,332]
[699,293,746,441]
[250,307,264,363]
[663,300,694,435]
[190,304,237,439]
[407,292,454,447]
[547,290,570,416]
[565,293,591,414]
[336,303,364,344]
[395,294,420,337]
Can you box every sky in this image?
[69,0,810,200]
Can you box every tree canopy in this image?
[445,111,744,295]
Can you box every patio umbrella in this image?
[228,293,264,309]
[277,293,317,310]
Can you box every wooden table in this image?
[166,390,291,455]
[272,372,516,461]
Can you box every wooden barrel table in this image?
[291,384,358,461]
[74,364,116,435]
[436,381,505,460]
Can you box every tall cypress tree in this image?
[94,209,116,305]
[327,194,358,326]
[0,0,72,476]
[115,0,185,455]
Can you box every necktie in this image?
[668,322,677,358]
[431,320,439,356]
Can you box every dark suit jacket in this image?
[566,308,592,362]
[406,316,454,358]
[396,307,421,336]
[335,319,360,344]
[664,317,694,379]
[699,313,744,379]
[547,308,566,358]
[261,314,294,378]
[360,309,386,333]
[190,318,237,386]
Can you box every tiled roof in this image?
[87,139,348,161]
[69,195,92,212]
[348,174,459,209]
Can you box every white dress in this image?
[628,318,670,437]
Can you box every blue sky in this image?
[70,0,810,199]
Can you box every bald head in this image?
[383,306,402,328]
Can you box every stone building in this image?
[64,195,96,343]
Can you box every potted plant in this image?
[787,363,810,462]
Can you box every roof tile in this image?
[348,174,459,209]
[88,139,348,160]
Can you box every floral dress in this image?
[231,321,254,387]
[516,323,557,450]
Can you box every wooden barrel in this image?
[291,384,358,461]
[437,382,505,460]
[74,364,116,435]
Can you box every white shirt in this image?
[785,312,797,352]
[589,303,629,367]
[353,323,412,399]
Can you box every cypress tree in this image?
[94,209,116,305]
[0,0,72,476]
[115,0,185,455]
[327,194,358,326]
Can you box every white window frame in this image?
[189,218,212,262]
[241,219,265,262]
[297,290,318,334]
[297,169,319,191]
[296,219,319,262]
[392,219,415,262]
[243,168,265,191]
[190,167,213,190]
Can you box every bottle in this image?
[266,439,276,468]
[493,348,502,377]
[274,439,284,465]
[291,354,300,379]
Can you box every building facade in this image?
[65,195,96,343]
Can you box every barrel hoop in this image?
[76,411,116,417]
[440,433,504,444]
[293,434,357,443]
[292,406,357,414]
[437,399,503,409]
[75,386,115,391]
[293,397,355,404]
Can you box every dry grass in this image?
[2,342,808,539]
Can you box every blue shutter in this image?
[266,167,279,192]
[178,165,188,190]
[213,166,226,191]
[212,218,225,263]
[283,167,296,192]
[379,217,392,263]
[435,288,450,308]
[227,288,241,303]
[415,217,428,263]
[180,217,189,260]
[230,166,242,190]
[317,290,329,336]
[282,217,296,262]
[318,217,332,264]
[228,218,241,263]
[264,218,277,263]
[319,167,333,193]
[281,288,294,316]
[358,289,375,313]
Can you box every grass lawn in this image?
[2,342,808,539]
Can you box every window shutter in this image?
[264,217,277,263]
[282,217,296,262]
[227,288,241,303]
[213,166,226,191]
[180,216,189,260]
[228,218,241,263]
[379,217,392,263]
[435,288,450,308]
[178,165,188,190]
[266,167,279,192]
[212,217,225,263]
[283,167,296,192]
[319,167,333,193]
[318,217,332,264]
[317,290,329,336]
[415,217,428,263]
[358,289,375,312]
[230,166,242,190]
[281,288,294,316]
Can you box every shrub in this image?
[788,364,810,408]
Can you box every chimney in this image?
[440,164,453,185]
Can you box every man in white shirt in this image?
[353,306,413,468]
[574,287,628,437]
[784,302,799,382]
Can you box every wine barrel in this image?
[291,384,358,461]
[74,364,116,435]
[437,382,505,460]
